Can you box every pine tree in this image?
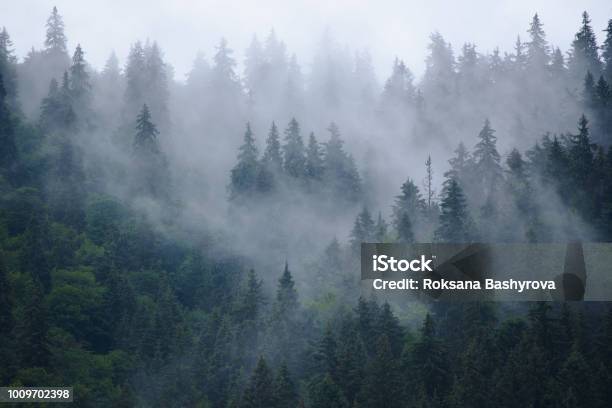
[569,11,602,82]
[282,118,306,178]
[434,178,474,242]
[241,356,276,408]
[526,13,549,71]
[230,123,259,198]
[305,132,324,180]
[44,6,67,54]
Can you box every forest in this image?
[1,5,612,407]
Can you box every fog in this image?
[2,1,611,300]
[3,1,612,80]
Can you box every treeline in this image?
[229,120,361,203]
[347,114,612,246]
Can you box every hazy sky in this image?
[2,0,612,81]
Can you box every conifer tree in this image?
[569,11,602,81]
[0,28,18,104]
[69,44,91,121]
[282,118,306,178]
[434,178,474,242]
[44,6,67,54]
[16,279,50,367]
[274,262,298,318]
[134,104,160,154]
[410,314,450,399]
[392,178,425,236]
[0,74,17,179]
[396,212,415,244]
[241,357,276,408]
[569,115,594,191]
[261,122,283,173]
[374,212,388,242]
[308,374,348,408]
[274,363,297,408]
[473,119,502,196]
[322,122,361,201]
[305,132,324,180]
[357,335,402,408]
[603,19,612,83]
[526,13,549,71]
[230,123,259,198]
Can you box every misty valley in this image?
[1,4,612,407]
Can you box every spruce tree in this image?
[17,279,50,367]
[69,44,91,120]
[396,212,415,244]
[241,357,276,408]
[44,6,67,54]
[392,178,425,237]
[526,13,549,71]
[274,262,298,318]
[0,74,17,179]
[473,119,502,196]
[230,123,259,198]
[434,178,474,242]
[322,122,362,200]
[305,132,324,180]
[374,212,388,242]
[282,118,306,178]
[569,11,602,81]
[410,314,450,399]
[134,104,160,154]
[274,363,297,408]
[603,19,612,83]
[308,374,348,408]
[0,28,18,104]
[261,122,283,173]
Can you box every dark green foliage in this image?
[434,178,474,242]
[241,357,276,408]
[230,123,259,198]
[569,11,602,81]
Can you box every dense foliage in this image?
[1,6,612,407]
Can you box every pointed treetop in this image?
[45,6,67,53]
